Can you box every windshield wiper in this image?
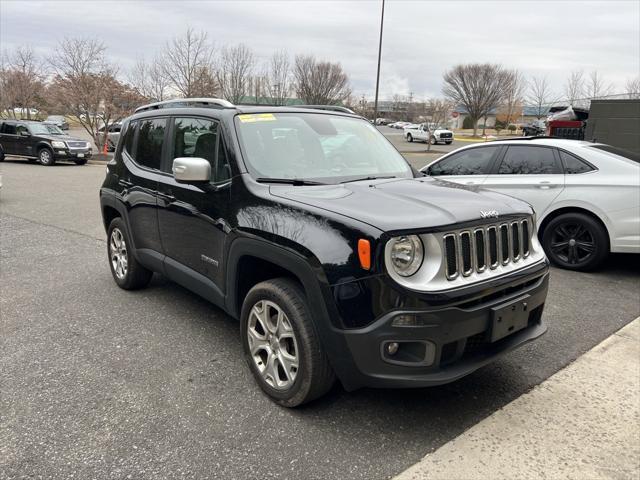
[255,177,327,186]
[340,175,397,184]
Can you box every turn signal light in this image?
[358,239,371,270]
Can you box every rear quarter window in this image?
[559,150,595,174]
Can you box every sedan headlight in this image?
[389,235,424,277]
[51,141,66,149]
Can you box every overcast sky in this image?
[1,0,638,101]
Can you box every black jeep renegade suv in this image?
[100,98,549,407]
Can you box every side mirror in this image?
[19,130,31,137]
[172,157,210,183]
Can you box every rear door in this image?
[119,118,166,254]
[482,145,565,217]
[426,145,501,186]
[0,122,18,155]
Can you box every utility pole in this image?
[373,0,385,124]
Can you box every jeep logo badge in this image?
[480,210,499,219]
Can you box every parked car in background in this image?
[422,138,640,271]
[405,123,454,144]
[100,98,549,407]
[97,122,122,151]
[0,119,92,166]
[521,119,546,136]
[44,115,69,130]
[375,118,391,125]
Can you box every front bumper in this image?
[54,148,93,160]
[328,263,549,390]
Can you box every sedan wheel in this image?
[542,213,609,271]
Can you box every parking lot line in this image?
[394,317,640,480]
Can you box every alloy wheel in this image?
[549,221,596,265]
[109,227,128,279]
[39,149,52,165]
[247,300,299,390]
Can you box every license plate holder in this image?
[490,294,530,342]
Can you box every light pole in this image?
[373,0,385,123]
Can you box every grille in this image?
[439,132,452,139]
[442,218,532,280]
[66,141,87,149]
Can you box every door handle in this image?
[537,181,552,190]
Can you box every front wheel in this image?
[542,213,609,271]
[429,136,437,145]
[38,148,56,166]
[241,278,335,407]
[406,133,413,142]
[445,141,452,145]
[74,158,88,165]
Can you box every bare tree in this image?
[48,37,143,147]
[527,76,558,119]
[264,50,291,105]
[499,70,526,129]
[293,55,351,105]
[161,28,216,97]
[564,70,585,107]
[584,70,614,100]
[0,46,46,119]
[216,43,255,104]
[626,76,640,99]
[442,63,507,137]
[129,56,170,101]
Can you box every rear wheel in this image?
[241,278,335,407]
[107,217,153,289]
[406,133,413,142]
[0,146,4,162]
[38,147,55,166]
[542,213,609,271]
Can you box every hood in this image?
[40,134,88,143]
[269,177,532,233]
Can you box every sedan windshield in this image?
[235,113,413,183]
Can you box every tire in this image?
[0,147,4,162]
[240,278,335,407]
[406,133,413,142]
[445,141,452,145]
[429,136,436,145]
[74,158,88,165]
[107,217,153,289]
[38,147,55,166]
[542,212,609,271]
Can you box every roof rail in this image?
[295,105,356,114]
[134,97,234,113]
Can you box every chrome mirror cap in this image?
[172,157,211,183]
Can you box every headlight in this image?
[86,142,92,149]
[389,235,424,277]
[51,141,66,149]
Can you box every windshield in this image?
[235,113,413,183]
[28,123,62,135]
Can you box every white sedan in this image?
[422,138,640,271]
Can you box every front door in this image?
[15,124,32,156]
[157,116,232,291]
[482,145,565,218]
[427,145,501,186]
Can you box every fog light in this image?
[386,342,399,355]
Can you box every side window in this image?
[430,146,499,176]
[1,123,16,134]
[123,121,137,157]
[16,124,29,135]
[135,118,166,170]
[172,117,230,182]
[498,146,560,174]
[559,150,594,174]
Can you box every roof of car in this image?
[457,137,595,150]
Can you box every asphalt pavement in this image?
[1,160,639,479]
